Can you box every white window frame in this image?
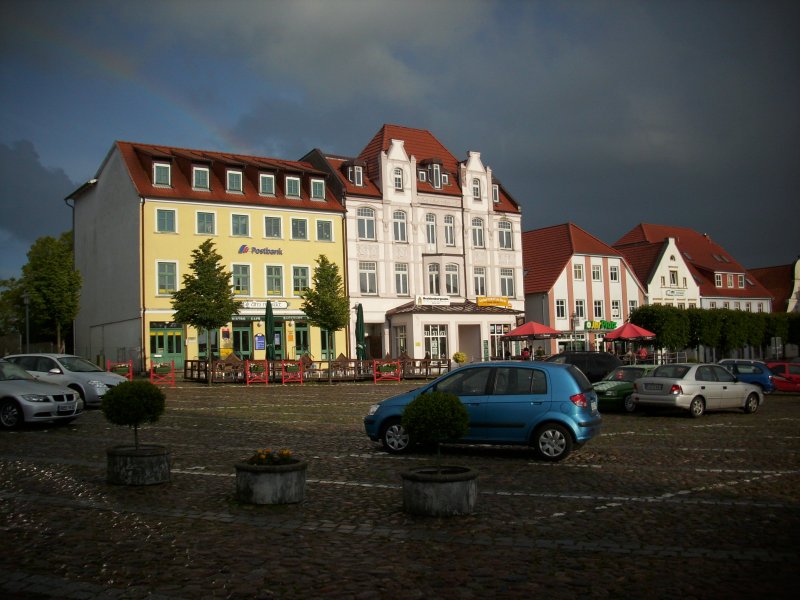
[472,178,481,199]
[573,263,584,281]
[575,299,586,319]
[556,299,566,319]
[157,261,177,295]
[353,166,363,186]
[426,213,436,245]
[359,261,377,295]
[471,218,484,248]
[492,184,499,203]
[192,166,209,190]
[395,263,409,296]
[444,215,455,246]
[393,210,407,243]
[418,170,427,182]
[593,300,603,319]
[156,208,176,233]
[473,267,486,297]
[291,218,308,240]
[610,266,619,282]
[592,265,602,282]
[431,164,441,188]
[227,170,243,193]
[311,178,325,200]
[259,173,275,195]
[316,220,333,242]
[738,274,745,288]
[153,162,171,186]
[196,211,215,235]
[286,176,301,198]
[727,274,734,287]
[715,274,722,287]
[393,168,403,190]
[266,265,283,297]
[357,207,375,240]
[232,264,251,296]
[611,300,621,319]
[498,220,512,250]
[231,214,250,237]
[500,268,514,297]
[428,264,440,295]
[292,266,309,296]
[629,300,638,315]
[445,263,460,296]
[264,216,282,239]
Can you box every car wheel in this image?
[688,396,705,418]
[533,423,573,461]
[743,393,759,414]
[623,395,636,413]
[69,385,86,403]
[0,399,23,429]
[380,419,412,454]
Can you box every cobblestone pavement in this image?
[1,381,798,599]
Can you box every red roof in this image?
[113,141,345,213]
[522,223,628,294]
[749,263,795,312]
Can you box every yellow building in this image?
[67,142,347,370]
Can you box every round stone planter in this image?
[235,460,308,505]
[400,465,478,516]
[106,444,171,486]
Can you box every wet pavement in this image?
[1,381,798,599]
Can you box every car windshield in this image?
[0,361,35,381]
[603,367,645,382]
[59,356,104,372]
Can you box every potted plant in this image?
[101,380,170,485]
[452,351,467,365]
[399,391,477,516]
[235,448,308,505]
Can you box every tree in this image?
[171,239,240,373]
[299,255,350,380]
[19,232,81,351]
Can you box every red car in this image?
[767,362,800,393]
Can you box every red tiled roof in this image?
[522,223,625,293]
[615,242,664,287]
[749,263,794,312]
[323,155,382,199]
[114,141,345,213]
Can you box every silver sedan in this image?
[631,363,763,418]
[0,360,83,429]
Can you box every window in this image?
[500,268,514,297]
[393,168,403,190]
[492,184,499,203]
[353,166,363,186]
[610,266,619,282]
[264,216,281,238]
[227,170,243,192]
[424,324,448,359]
[232,264,250,295]
[745,302,751,312]
[575,299,585,319]
[738,274,745,288]
[393,210,407,242]
[157,262,177,294]
[471,218,484,248]
[293,266,309,296]
[153,162,171,186]
[359,262,377,294]
[232,214,249,236]
[669,270,678,286]
[431,163,441,188]
[393,325,407,356]
[683,277,687,287]
[156,209,176,233]
[418,170,427,182]
[311,178,325,200]
[556,299,566,319]
[193,167,209,190]
[259,173,275,195]
[445,264,459,295]
[266,265,283,296]
[715,274,723,287]
[291,218,308,240]
[357,207,375,240]
[426,213,436,245]
[395,263,409,296]
[727,274,734,288]
[473,267,486,296]
[611,300,621,319]
[472,178,481,199]
[196,212,215,235]
[723,301,730,309]
[493,367,546,396]
[285,176,301,198]
[442,174,449,185]
[316,220,332,242]
[573,263,584,281]
[710,301,717,309]
[628,300,638,315]
[428,264,440,295]
[444,215,455,246]
[498,221,512,249]
[592,265,602,282]
[489,324,510,359]
[594,300,603,319]
[757,303,764,313]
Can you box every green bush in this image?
[101,380,166,449]
[402,391,469,449]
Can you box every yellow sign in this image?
[477,296,510,308]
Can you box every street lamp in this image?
[23,291,30,353]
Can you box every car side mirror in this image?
[48,368,62,375]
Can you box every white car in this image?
[632,363,763,418]
[0,360,83,429]
[3,353,127,407]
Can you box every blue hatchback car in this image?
[364,361,602,461]
[718,359,775,394]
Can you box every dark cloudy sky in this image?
[1,0,797,279]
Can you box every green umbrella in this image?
[355,303,366,360]
[265,300,275,360]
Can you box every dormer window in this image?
[492,184,499,203]
[193,166,209,190]
[472,178,481,199]
[347,165,363,186]
[227,170,243,193]
[418,170,427,182]
[442,174,449,185]
[259,173,275,195]
[738,274,745,288]
[311,178,325,200]
[431,163,441,189]
[286,176,301,198]
[153,162,171,186]
[715,274,722,287]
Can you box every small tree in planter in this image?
[402,391,468,470]
[102,380,170,485]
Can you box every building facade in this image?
[750,258,800,313]
[68,142,347,370]
[304,124,524,361]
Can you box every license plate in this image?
[645,383,661,391]
[57,404,75,414]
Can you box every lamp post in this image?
[571,311,580,351]
[23,291,30,353]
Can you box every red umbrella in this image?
[503,321,562,340]
[604,322,656,341]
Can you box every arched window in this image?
[445,263,460,295]
[471,217,484,248]
[392,210,407,242]
[426,213,437,245]
[428,264,440,295]
[498,220,512,249]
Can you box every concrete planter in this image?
[235,460,308,505]
[401,465,478,516]
[106,444,171,486]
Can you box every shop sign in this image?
[238,244,283,256]
[416,295,451,306]
[477,296,510,307]
[254,334,266,350]
[241,300,289,309]
[583,320,617,331]
[665,289,685,297]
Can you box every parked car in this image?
[364,361,602,461]
[545,351,622,383]
[592,364,657,412]
[718,359,775,393]
[0,360,83,429]
[766,362,800,393]
[631,363,763,418]
[3,353,127,407]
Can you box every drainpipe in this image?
[141,197,147,373]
